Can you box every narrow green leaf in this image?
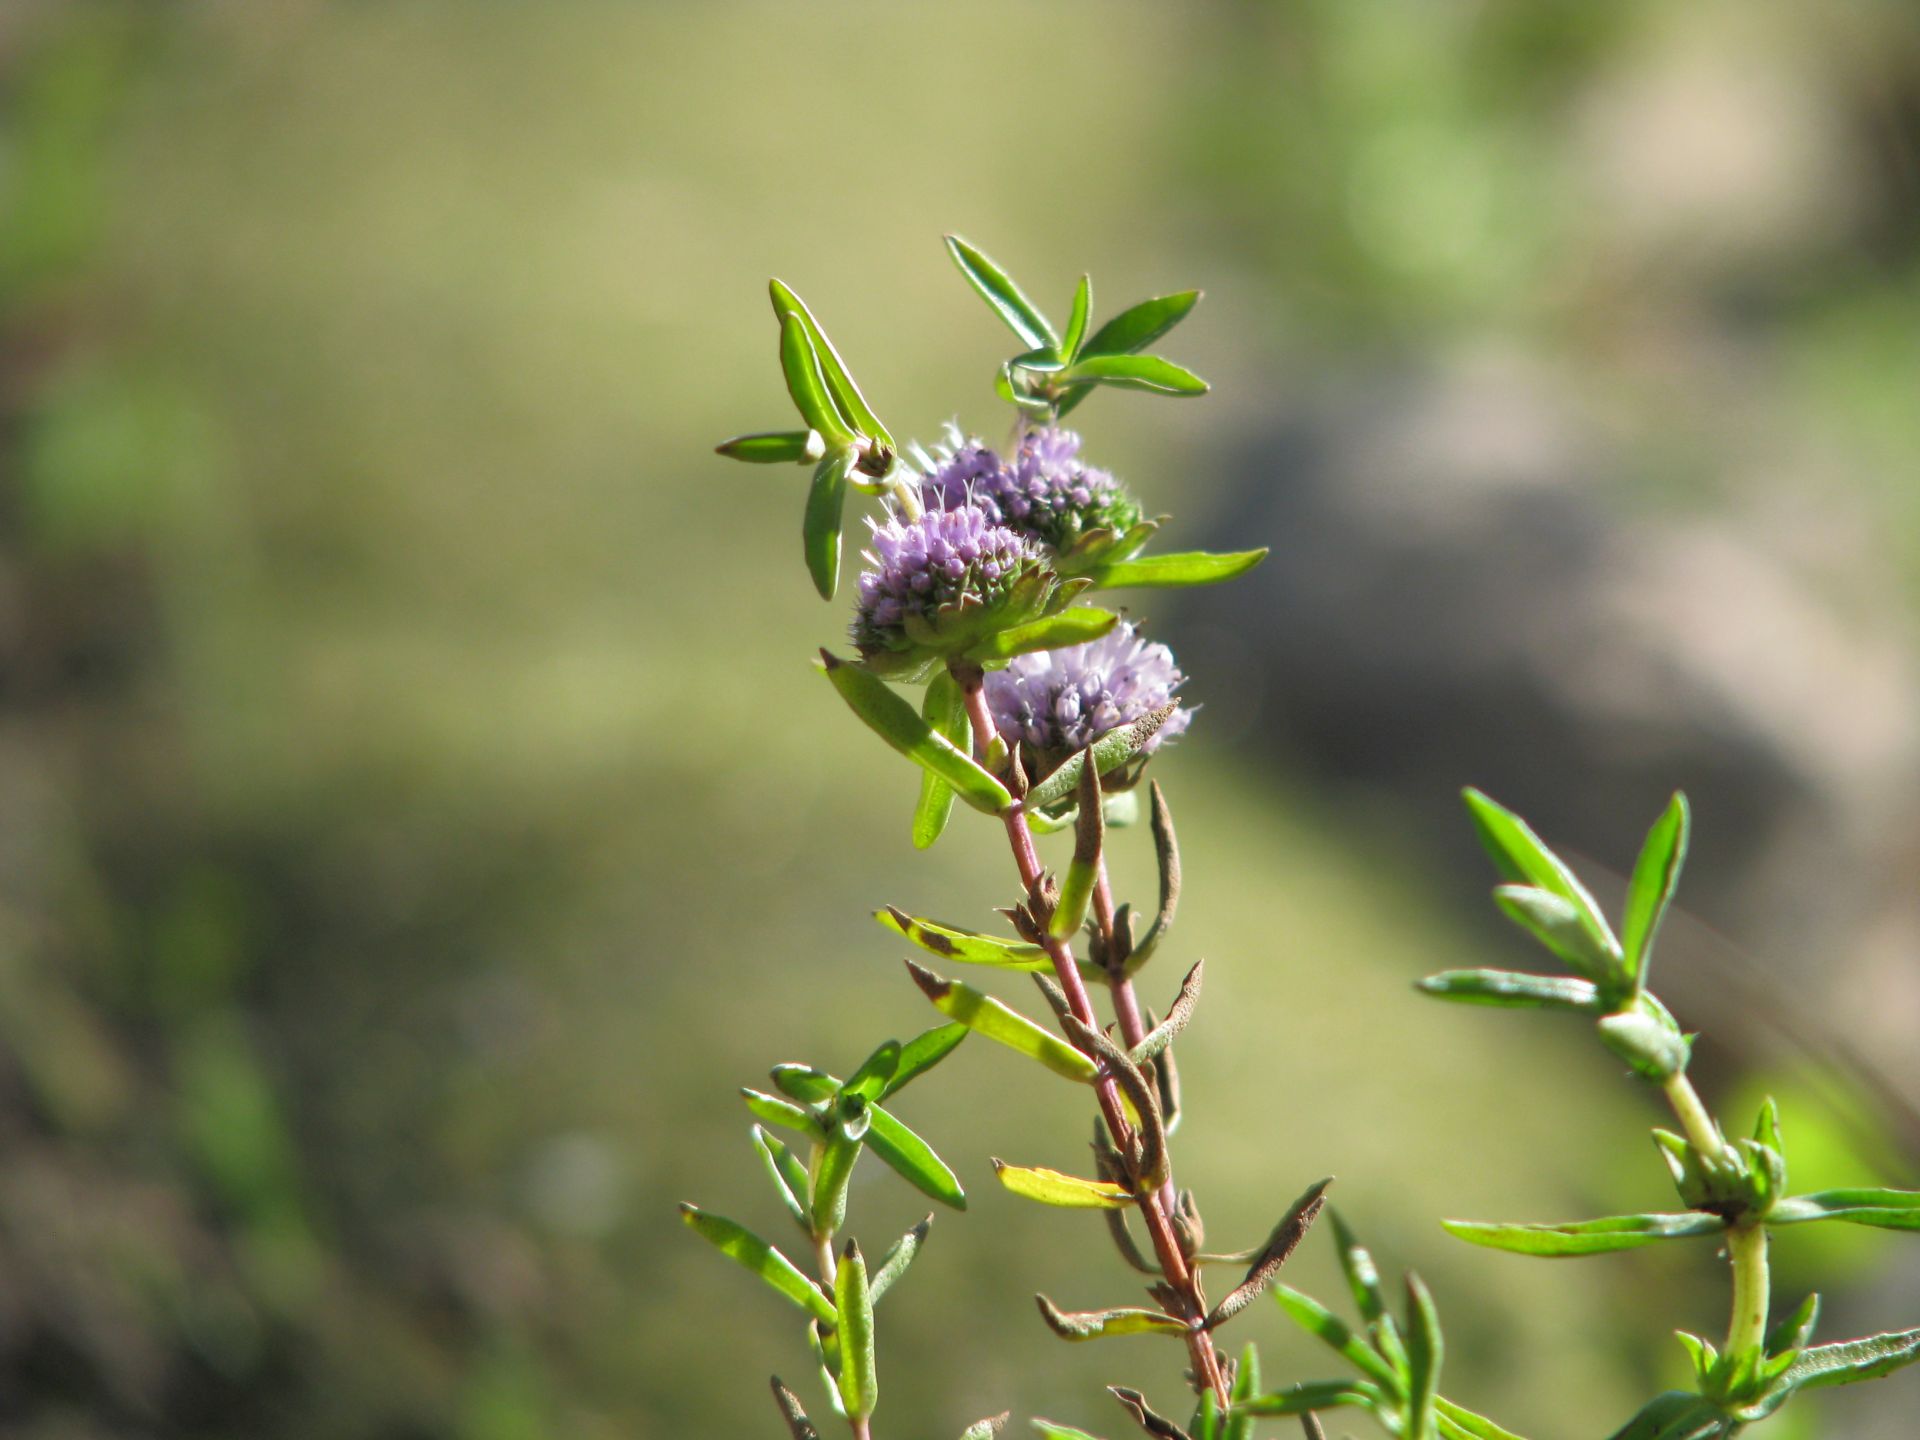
[869,1214,933,1305]
[769,279,893,450]
[1769,1187,1920,1230]
[717,429,823,464]
[820,654,1014,814]
[742,1088,826,1139]
[1235,1381,1384,1417]
[770,1064,839,1103]
[867,1103,966,1209]
[842,1040,901,1104]
[1031,1423,1108,1440]
[907,962,1097,1082]
[753,1125,812,1230]
[1442,1211,1726,1256]
[1622,793,1690,988]
[1050,753,1103,941]
[876,906,1052,972]
[835,1241,877,1420]
[1491,886,1619,986]
[1782,1327,1920,1391]
[1130,961,1202,1065]
[1080,291,1201,359]
[1433,1398,1529,1440]
[1415,969,1602,1013]
[1766,1292,1820,1357]
[972,607,1120,663]
[1062,275,1093,360]
[994,1159,1134,1209]
[779,312,852,446]
[1603,1392,1729,1440]
[1085,550,1267,590]
[679,1204,836,1325]
[1127,781,1181,974]
[1027,703,1178,809]
[811,1131,861,1236]
[1461,789,1618,965]
[1062,353,1209,396]
[913,671,964,848]
[1271,1286,1402,1391]
[1403,1275,1442,1440]
[880,1021,969,1100]
[803,450,853,599]
[959,1415,1011,1440]
[1034,1294,1188,1341]
[944,235,1059,352]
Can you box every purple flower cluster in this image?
[985,622,1192,767]
[852,505,1040,656]
[921,425,1142,553]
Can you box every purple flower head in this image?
[984,621,1192,782]
[852,505,1043,659]
[921,425,1143,555]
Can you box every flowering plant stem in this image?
[953,660,1230,1406]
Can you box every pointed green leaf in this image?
[959,1415,1010,1440]
[1126,781,1181,975]
[811,1131,861,1236]
[876,906,1052,972]
[1416,968,1602,1012]
[1768,1187,1920,1230]
[1062,275,1093,360]
[867,1103,965,1209]
[1461,789,1618,968]
[1442,1211,1726,1256]
[834,1241,877,1420]
[1781,1327,1920,1391]
[679,1204,836,1325]
[972,607,1120,663]
[1766,1292,1820,1356]
[717,429,824,464]
[769,279,893,450]
[869,1214,932,1305]
[1034,1294,1188,1341]
[1433,1398,1528,1440]
[752,1125,812,1230]
[1327,1210,1406,1371]
[1404,1275,1442,1440]
[1491,886,1619,986]
[743,1088,826,1139]
[944,235,1059,353]
[803,449,853,599]
[1235,1381,1384,1417]
[1062,353,1209,396]
[913,671,965,848]
[906,963,1097,1082]
[1080,291,1201,359]
[880,1021,968,1100]
[1596,1008,1692,1082]
[1085,550,1268,590]
[771,1065,839,1103]
[1027,703,1178,809]
[842,1040,901,1104]
[1049,756,1103,941]
[820,654,1014,813]
[780,312,853,446]
[1271,1286,1401,1391]
[1622,793,1689,988]
[993,1159,1133,1209]
[1603,1392,1728,1440]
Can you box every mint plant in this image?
[689,237,1920,1440]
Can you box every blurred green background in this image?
[3,2,1920,1436]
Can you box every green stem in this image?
[1662,1072,1730,1162]
[1727,1222,1771,1360]
[1664,1074,1770,1359]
